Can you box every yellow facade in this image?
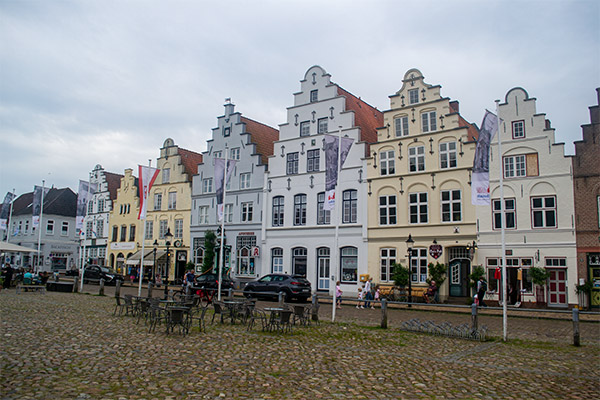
[366,69,478,300]
[107,168,142,275]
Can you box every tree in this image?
[391,263,409,288]
[529,266,550,304]
[468,265,486,294]
[202,230,217,273]
[427,262,447,286]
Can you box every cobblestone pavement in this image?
[1,289,599,400]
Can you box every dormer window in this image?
[310,90,318,103]
[408,89,419,105]
[512,120,525,139]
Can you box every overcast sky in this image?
[1,0,599,198]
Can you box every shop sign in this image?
[429,244,442,259]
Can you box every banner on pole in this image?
[324,134,353,211]
[138,165,160,220]
[76,180,97,234]
[0,192,16,230]
[471,110,498,205]
[31,185,49,228]
[214,158,236,221]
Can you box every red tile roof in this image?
[178,147,204,179]
[104,172,124,201]
[336,86,383,156]
[241,117,280,166]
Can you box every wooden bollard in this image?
[73,277,79,293]
[381,298,388,329]
[99,279,105,296]
[471,303,478,332]
[311,294,319,322]
[147,282,153,298]
[573,308,580,347]
[115,280,121,298]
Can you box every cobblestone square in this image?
[1,291,598,399]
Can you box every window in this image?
[380,248,396,282]
[241,202,253,222]
[287,152,299,175]
[504,155,526,178]
[395,116,409,137]
[409,192,428,224]
[98,198,105,212]
[307,149,320,172]
[487,258,534,293]
[162,168,170,183]
[193,238,204,267]
[545,258,566,267]
[230,147,240,161]
[317,117,328,134]
[168,192,176,210]
[129,224,136,241]
[224,203,233,223]
[145,220,153,240]
[408,89,419,104]
[294,194,307,226]
[237,246,255,276]
[532,196,557,228]
[25,220,29,235]
[317,192,331,225]
[272,196,284,227]
[343,190,358,224]
[240,173,251,189]
[317,247,330,290]
[154,193,162,210]
[96,219,104,238]
[223,127,230,137]
[439,142,457,169]
[272,248,283,273]
[493,198,516,229]
[300,121,310,137]
[88,201,94,214]
[380,150,395,176]
[421,111,437,132]
[46,220,54,235]
[213,151,222,159]
[512,120,525,139]
[198,206,209,224]
[202,178,213,193]
[112,225,118,241]
[410,248,428,283]
[159,220,168,239]
[441,190,461,222]
[86,221,93,238]
[174,219,183,239]
[378,195,397,225]
[61,221,69,236]
[310,90,318,103]
[120,225,127,242]
[340,247,358,283]
[409,146,425,172]
[292,247,308,277]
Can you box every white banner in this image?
[138,165,160,220]
[324,134,353,211]
[76,180,97,233]
[471,110,498,205]
[214,158,236,221]
[0,191,16,230]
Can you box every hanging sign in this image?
[429,244,443,259]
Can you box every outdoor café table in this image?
[264,307,285,331]
[222,299,246,324]
[165,306,191,335]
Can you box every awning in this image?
[0,242,39,253]
[125,249,166,266]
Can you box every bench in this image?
[16,284,46,294]
[378,285,429,303]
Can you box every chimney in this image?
[449,100,459,114]
[224,98,234,117]
[545,119,551,129]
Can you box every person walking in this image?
[335,281,343,309]
[477,276,488,307]
[356,287,364,309]
[2,263,13,289]
[364,278,374,309]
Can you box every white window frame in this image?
[241,202,253,222]
[441,190,462,222]
[272,196,284,227]
[317,192,331,225]
[317,117,328,134]
[342,190,357,224]
[307,149,320,172]
[409,192,428,224]
[395,116,409,137]
[168,191,176,210]
[145,220,153,240]
[202,178,213,193]
[287,152,299,175]
[512,120,525,139]
[198,206,209,224]
[439,142,457,169]
[300,121,310,137]
[531,196,557,229]
[159,220,168,239]
[272,248,283,274]
[408,89,419,105]
[46,220,55,235]
[162,168,170,183]
[294,194,307,226]
[380,248,396,283]
[378,195,397,225]
[230,147,240,161]
[224,203,233,223]
[504,155,526,178]
[493,198,516,230]
[174,219,183,239]
[61,221,69,236]
[409,146,425,172]
[154,193,162,210]
[410,248,428,283]
[421,111,437,133]
[380,150,395,176]
[240,173,251,189]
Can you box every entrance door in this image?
[449,259,469,297]
[317,247,330,291]
[548,269,567,307]
[292,247,307,277]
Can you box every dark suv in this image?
[82,265,124,285]
[192,273,234,294]
[243,274,311,302]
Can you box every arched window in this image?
[292,247,307,277]
[340,246,358,283]
[271,248,283,273]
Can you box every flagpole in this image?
[217,146,228,302]
[332,126,343,322]
[81,174,92,293]
[137,160,152,297]
[496,99,508,342]
[6,188,15,243]
[36,180,45,274]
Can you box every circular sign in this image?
[173,240,182,248]
[429,244,443,259]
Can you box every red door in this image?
[548,269,567,307]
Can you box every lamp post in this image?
[406,234,414,305]
[152,239,158,283]
[163,228,173,299]
[466,240,477,260]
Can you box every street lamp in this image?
[152,239,158,283]
[163,228,173,299]
[406,234,414,305]
[466,240,477,260]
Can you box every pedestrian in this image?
[335,281,343,309]
[477,276,488,307]
[364,278,374,309]
[356,287,364,309]
[2,263,13,289]
[374,285,380,308]
[184,269,196,289]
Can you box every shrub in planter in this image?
[529,266,550,304]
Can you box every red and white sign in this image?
[429,244,443,259]
[252,246,260,257]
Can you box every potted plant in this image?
[575,280,593,310]
[529,266,550,305]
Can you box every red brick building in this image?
[573,88,600,308]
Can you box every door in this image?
[317,248,330,291]
[292,247,307,277]
[449,259,468,297]
[548,269,567,307]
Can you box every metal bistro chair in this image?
[246,308,269,332]
[211,301,232,324]
[113,296,125,316]
[122,295,135,317]
[271,309,293,333]
[147,301,166,333]
[189,301,210,333]
[291,305,310,327]
[166,306,191,335]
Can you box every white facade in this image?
[191,102,278,283]
[263,65,382,296]
[476,87,577,307]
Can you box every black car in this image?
[82,265,124,285]
[243,274,311,302]
[192,273,234,294]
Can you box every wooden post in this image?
[381,298,388,329]
[311,294,319,322]
[115,280,121,298]
[99,279,105,296]
[147,282,153,298]
[73,277,78,293]
[471,303,478,332]
[278,291,284,306]
[573,308,580,347]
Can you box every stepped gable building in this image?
[8,187,78,272]
[366,68,478,302]
[573,88,600,308]
[82,165,123,267]
[263,65,382,296]
[190,101,278,284]
[477,87,577,307]
[106,168,142,275]
[146,139,202,284]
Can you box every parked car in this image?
[82,265,124,285]
[192,273,234,294]
[243,274,311,302]
[65,268,79,277]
